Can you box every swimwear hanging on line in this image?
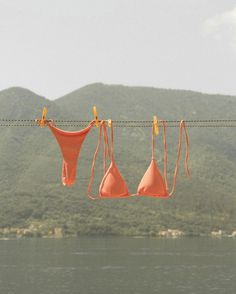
[137,120,190,197]
[87,119,190,199]
[44,114,190,197]
[47,120,94,186]
[88,120,130,199]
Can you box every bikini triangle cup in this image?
[88,120,190,199]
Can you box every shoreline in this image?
[0,229,235,239]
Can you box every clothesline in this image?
[1,119,236,127]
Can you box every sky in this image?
[0,0,236,99]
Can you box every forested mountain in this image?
[0,83,235,236]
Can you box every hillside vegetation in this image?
[0,83,235,237]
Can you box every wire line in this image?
[1,119,236,127]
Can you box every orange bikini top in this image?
[88,120,190,199]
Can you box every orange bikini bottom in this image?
[48,121,94,186]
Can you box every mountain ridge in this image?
[1,83,236,104]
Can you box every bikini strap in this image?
[151,120,168,189]
[162,120,168,190]
[103,122,113,173]
[87,121,112,200]
[169,120,190,196]
[108,120,115,161]
[151,123,155,160]
[87,122,103,200]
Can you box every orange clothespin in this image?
[153,116,159,136]
[39,107,48,128]
[93,106,99,127]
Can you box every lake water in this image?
[0,237,235,294]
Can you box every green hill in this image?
[0,83,235,237]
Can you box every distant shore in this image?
[0,227,236,239]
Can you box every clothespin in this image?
[153,116,159,136]
[107,119,112,128]
[39,107,48,128]
[93,106,99,127]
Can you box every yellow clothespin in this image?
[107,119,112,128]
[40,107,48,128]
[153,116,159,136]
[93,106,99,127]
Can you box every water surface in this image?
[0,237,235,294]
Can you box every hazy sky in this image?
[1,0,236,98]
